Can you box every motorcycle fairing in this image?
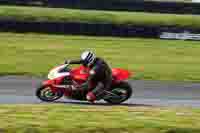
[112,68,132,81]
[47,65,132,85]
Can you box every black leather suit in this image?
[67,57,112,100]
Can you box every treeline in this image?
[0,20,200,40]
[0,0,200,14]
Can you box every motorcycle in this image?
[36,63,133,104]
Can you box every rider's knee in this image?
[86,92,96,102]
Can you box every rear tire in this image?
[104,81,132,104]
[36,85,63,102]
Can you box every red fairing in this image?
[42,79,54,86]
[112,68,132,81]
[71,66,131,82]
[43,76,65,86]
[71,65,90,83]
[42,76,65,93]
[43,66,131,91]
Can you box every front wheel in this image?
[36,85,63,102]
[104,81,132,104]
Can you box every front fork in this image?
[42,76,72,96]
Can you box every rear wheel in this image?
[36,85,63,102]
[104,81,132,104]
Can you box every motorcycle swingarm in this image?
[103,90,122,100]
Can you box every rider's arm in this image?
[80,65,99,90]
[65,59,84,64]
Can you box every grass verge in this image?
[0,104,200,133]
[0,5,200,28]
[1,32,200,81]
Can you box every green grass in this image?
[0,104,200,133]
[1,32,200,81]
[0,5,200,28]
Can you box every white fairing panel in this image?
[48,64,70,80]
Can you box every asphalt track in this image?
[0,76,200,107]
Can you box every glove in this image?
[64,60,71,64]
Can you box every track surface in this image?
[0,76,200,107]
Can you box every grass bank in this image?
[0,104,200,133]
[0,5,200,28]
[1,32,200,81]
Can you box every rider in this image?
[65,50,112,102]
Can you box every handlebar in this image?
[64,60,71,65]
[58,63,71,73]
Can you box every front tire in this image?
[104,81,132,104]
[36,85,63,102]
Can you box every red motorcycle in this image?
[36,63,133,104]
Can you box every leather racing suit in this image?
[66,57,112,102]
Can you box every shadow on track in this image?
[52,100,153,107]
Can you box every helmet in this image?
[81,51,96,66]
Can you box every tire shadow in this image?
[52,100,153,107]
